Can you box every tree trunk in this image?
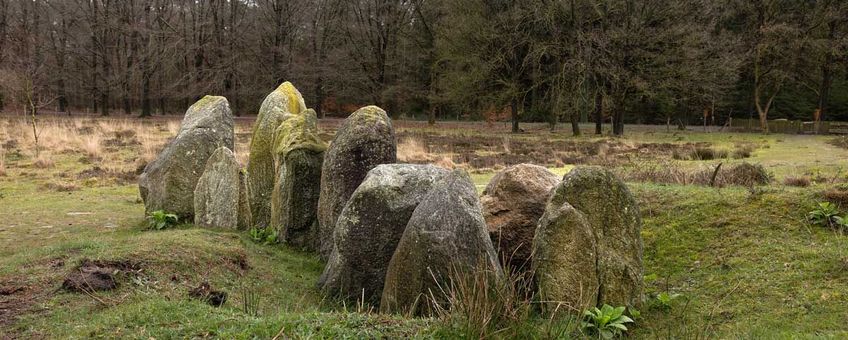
[817,21,836,129]
[593,91,603,135]
[510,98,520,133]
[570,111,580,136]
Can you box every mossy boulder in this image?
[481,164,559,272]
[139,96,234,218]
[246,82,306,228]
[193,147,240,228]
[318,164,448,305]
[317,105,397,260]
[533,198,598,314]
[270,110,326,251]
[534,166,643,312]
[381,171,502,316]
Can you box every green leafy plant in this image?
[808,202,841,229]
[654,292,682,310]
[249,227,277,245]
[582,304,635,339]
[146,210,178,230]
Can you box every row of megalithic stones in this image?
[138,82,644,316]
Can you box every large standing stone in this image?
[481,164,559,272]
[533,199,598,314]
[381,171,502,315]
[270,110,326,251]
[139,96,234,218]
[534,166,643,311]
[318,164,448,305]
[193,147,240,228]
[317,106,396,260]
[246,82,306,228]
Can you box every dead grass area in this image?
[395,131,715,169]
[617,161,772,187]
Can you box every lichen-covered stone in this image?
[533,199,598,314]
[381,171,502,315]
[318,164,448,305]
[246,82,306,228]
[481,164,559,272]
[317,106,396,260]
[269,110,326,251]
[139,96,234,218]
[237,169,252,230]
[193,147,240,228]
[539,166,643,309]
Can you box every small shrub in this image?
[690,147,714,160]
[784,176,811,187]
[732,145,755,159]
[147,210,179,230]
[249,227,277,245]
[581,304,635,339]
[653,292,682,310]
[724,162,771,187]
[823,187,848,207]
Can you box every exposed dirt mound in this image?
[62,259,143,293]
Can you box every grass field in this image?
[1,115,848,338]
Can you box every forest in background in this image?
[0,0,846,134]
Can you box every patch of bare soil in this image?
[0,277,48,337]
[397,131,710,168]
[188,282,227,307]
[62,259,144,293]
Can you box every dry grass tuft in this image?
[783,176,811,187]
[823,187,848,208]
[166,120,181,136]
[79,134,103,160]
[732,144,756,159]
[619,161,771,187]
[32,153,55,169]
[42,180,79,192]
[0,149,6,177]
[397,137,430,162]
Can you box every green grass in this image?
[2,120,848,338]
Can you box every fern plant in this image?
[582,304,635,339]
[249,227,277,245]
[147,210,179,230]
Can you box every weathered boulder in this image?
[317,106,396,260]
[139,96,234,218]
[533,166,643,311]
[193,147,240,228]
[533,199,598,314]
[381,171,502,315]
[246,82,306,228]
[481,164,559,272]
[237,169,253,230]
[318,164,449,305]
[270,109,326,251]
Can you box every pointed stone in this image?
[139,96,234,219]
